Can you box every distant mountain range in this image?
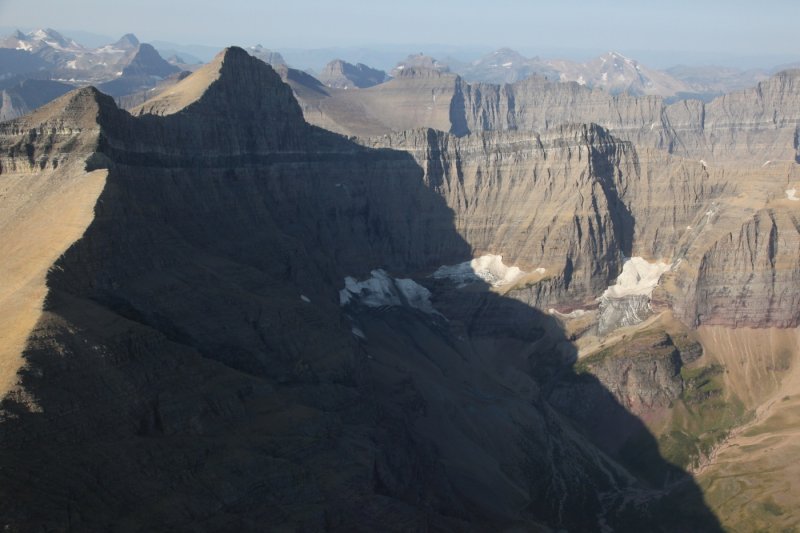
[0,28,186,119]
[2,28,799,121]
[431,48,782,99]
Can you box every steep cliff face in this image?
[672,207,800,327]
[364,125,637,306]
[702,70,800,162]
[291,66,800,165]
[362,124,734,316]
[0,47,722,531]
[456,71,800,163]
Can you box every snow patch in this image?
[432,254,530,288]
[787,188,799,201]
[351,327,366,339]
[548,308,586,319]
[602,257,671,299]
[502,62,513,67]
[699,159,707,168]
[762,160,772,167]
[300,295,311,303]
[339,269,438,314]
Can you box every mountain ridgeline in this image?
[0,45,799,531]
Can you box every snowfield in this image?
[602,257,672,299]
[432,254,538,288]
[339,269,438,314]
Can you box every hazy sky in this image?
[1,0,798,65]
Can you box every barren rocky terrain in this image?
[1,44,799,531]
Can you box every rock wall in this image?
[673,208,800,327]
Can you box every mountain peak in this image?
[133,45,304,122]
[114,33,140,49]
[7,85,117,132]
[601,51,635,63]
[391,54,450,78]
[30,28,64,41]
[319,59,387,89]
[121,43,180,78]
[216,45,258,70]
[24,27,80,50]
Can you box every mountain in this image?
[120,43,180,78]
[245,44,286,67]
[97,43,182,98]
[112,33,140,50]
[2,43,800,531]
[0,29,185,109]
[546,51,690,96]
[0,27,83,54]
[458,47,559,84]
[318,59,387,89]
[0,45,730,531]
[0,48,49,79]
[390,53,450,77]
[449,48,783,100]
[0,77,73,120]
[0,29,158,83]
[113,70,192,110]
[288,63,800,164]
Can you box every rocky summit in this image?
[1,40,799,533]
